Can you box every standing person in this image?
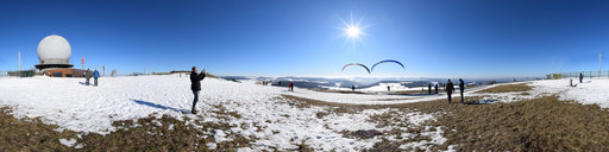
[428,83,432,94]
[387,86,390,92]
[85,68,91,85]
[190,66,206,114]
[445,79,454,104]
[288,83,294,92]
[352,85,355,92]
[459,78,465,103]
[579,73,584,83]
[434,83,438,94]
[93,69,100,86]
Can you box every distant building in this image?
[7,70,35,77]
[170,71,190,74]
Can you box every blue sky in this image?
[1,0,609,78]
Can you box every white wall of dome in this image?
[37,35,71,64]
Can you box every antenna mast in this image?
[18,51,21,76]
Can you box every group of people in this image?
[445,78,465,104]
[287,82,294,92]
[84,68,101,86]
[187,65,468,114]
[427,83,439,94]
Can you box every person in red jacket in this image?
[288,83,294,92]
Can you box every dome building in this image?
[35,35,89,77]
[35,35,74,70]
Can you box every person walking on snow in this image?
[459,78,465,103]
[579,73,584,83]
[93,69,100,86]
[85,68,91,85]
[445,79,455,104]
[387,86,390,92]
[190,66,206,114]
[434,83,438,94]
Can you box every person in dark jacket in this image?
[352,85,355,92]
[445,79,454,104]
[434,83,438,94]
[459,78,465,103]
[85,68,91,85]
[387,86,390,92]
[579,73,584,83]
[93,69,100,86]
[428,83,432,94]
[190,66,206,114]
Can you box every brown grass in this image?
[0,107,255,151]
[77,114,254,151]
[282,94,609,151]
[389,90,436,95]
[312,89,370,95]
[476,83,533,93]
[432,96,609,151]
[0,107,77,151]
[4,90,609,151]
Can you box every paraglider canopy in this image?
[342,63,371,74]
[371,60,405,72]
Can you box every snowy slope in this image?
[0,75,445,151]
[530,78,609,108]
[2,74,606,151]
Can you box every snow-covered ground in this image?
[529,78,609,108]
[0,75,446,151]
[2,74,606,151]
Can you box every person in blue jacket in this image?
[93,69,100,86]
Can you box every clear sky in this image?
[1,0,609,78]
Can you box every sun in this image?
[345,25,361,38]
[339,13,368,43]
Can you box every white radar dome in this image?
[37,35,71,64]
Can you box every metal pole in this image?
[17,51,21,77]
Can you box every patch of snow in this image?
[407,112,435,126]
[59,138,77,147]
[206,143,217,150]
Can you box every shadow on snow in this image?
[130,99,190,113]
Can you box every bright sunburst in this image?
[340,13,368,43]
[345,25,361,38]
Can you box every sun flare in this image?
[345,25,361,38]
